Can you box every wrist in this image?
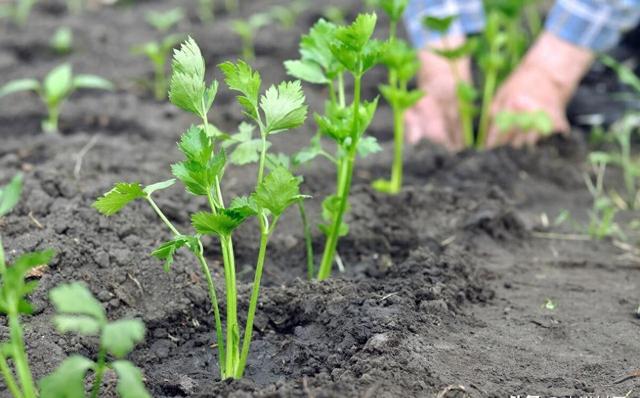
[523,31,594,103]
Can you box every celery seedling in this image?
[371,0,423,194]
[133,34,183,100]
[422,15,478,148]
[198,0,214,22]
[285,14,383,279]
[41,283,150,398]
[50,27,73,55]
[231,13,271,62]
[4,0,37,26]
[94,37,307,379]
[145,7,184,32]
[494,110,553,137]
[584,156,623,239]
[0,63,113,134]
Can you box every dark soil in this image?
[1,1,640,397]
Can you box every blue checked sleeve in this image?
[545,0,640,51]
[403,0,486,49]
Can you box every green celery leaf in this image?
[433,38,478,60]
[253,166,304,216]
[50,283,106,323]
[93,183,146,216]
[422,15,457,33]
[230,139,266,165]
[171,150,225,196]
[39,355,95,398]
[261,80,308,133]
[266,153,291,170]
[219,60,262,120]
[379,84,424,110]
[374,0,409,21]
[169,37,214,117]
[0,173,23,217]
[53,315,101,336]
[144,179,176,196]
[0,250,54,315]
[334,13,377,52]
[191,208,254,237]
[72,74,114,91]
[228,196,259,218]
[43,63,73,104]
[284,60,329,84]
[357,136,382,158]
[178,125,213,164]
[0,79,40,98]
[102,319,145,358]
[292,134,324,166]
[112,360,152,398]
[151,235,198,272]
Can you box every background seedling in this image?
[0,63,113,134]
[133,34,183,100]
[145,7,184,32]
[584,157,623,240]
[231,13,271,62]
[371,0,423,194]
[0,0,38,26]
[50,27,73,55]
[41,283,150,398]
[65,0,84,14]
[95,38,308,379]
[285,14,383,279]
[267,0,309,30]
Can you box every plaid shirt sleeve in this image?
[403,0,485,49]
[545,0,640,51]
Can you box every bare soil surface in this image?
[1,1,640,397]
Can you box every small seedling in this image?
[584,157,623,240]
[2,0,38,26]
[145,7,184,32]
[0,63,113,134]
[231,13,271,62]
[133,34,183,100]
[371,0,423,194]
[50,27,73,55]
[95,37,308,379]
[267,0,308,30]
[285,14,383,279]
[65,0,84,14]
[494,110,553,137]
[542,298,556,311]
[41,283,150,398]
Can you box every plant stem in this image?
[389,104,404,193]
[237,216,275,377]
[317,75,361,280]
[43,105,60,134]
[146,197,181,236]
[0,350,23,398]
[153,61,167,101]
[8,304,36,398]
[220,236,239,378]
[298,202,314,280]
[257,134,268,185]
[90,346,107,398]
[337,73,345,108]
[195,241,226,379]
[243,35,254,62]
[476,68,498,149]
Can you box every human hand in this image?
[486,32,594,148]
[405,36,472,151]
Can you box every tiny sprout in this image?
[145,7,184,32]
[50,27,73,55]
[0,63,113,134]
[543,298,556,311]
[231,13,271,62]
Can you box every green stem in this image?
[243,35,254,62]
[337,73,345,108]
[317,75,361,280]
[146,197,181,236]
[0,350,23,398]
[8,305,35,398]
[298,202,314,280]
[257,134,268,185]
[195,241,226,379]
[220,236,239,378]
[237,217,274,377]
[390,104,404,193]
[456,86,475,148]
[43,105,60,134]
[90,346,107,398]
[153,61,167,101]
[328,79,337,107]
[476,68,498,149]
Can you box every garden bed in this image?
[1,0,640,397]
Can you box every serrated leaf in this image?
[219,60,262,120]
[293,134,324,166]
[334,13,377,52]
[379,85,423,110]
[422,15,456,33]
[0,79,40,98]
[266,153,291,170]
[43,63,73,104]
[433,38,478,60]
[319,194,349,237]
[169,37,214,117]
[230,139,265,165]
[253,167,303,216]
[93,183,146,216]
[72,74,114,91]
[53,315,101,336]
[50,283,106,323]
[171,150,225,196]
[112,360,151,398]
[102,319,145,358]
[284,60,329,84]
[373,0,409,21]
[0,173,23,217]
[191,209,253,237]
[357,136,382,158]
[151,235,198,272]
[0,250,54,315]
[261,80,308,133]
[295,19,343,80]
[177,125,213,164]
[144,179,176,196]
[39,355,95,398]
[229,196,259,217]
